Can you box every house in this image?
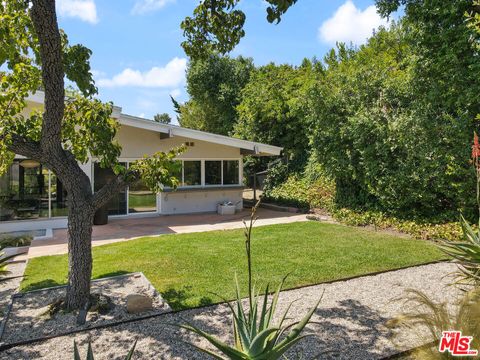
[0,92,282,233]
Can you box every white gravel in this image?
[1,273,171,346]
[0,262,461,360]
[0,262,26,338]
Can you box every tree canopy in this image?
[177,53,254,135]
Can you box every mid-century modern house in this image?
[0,92,282,233]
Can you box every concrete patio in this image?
[24,208,307,259]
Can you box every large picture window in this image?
[0,159,64,221]
[128,179,156,213]
[223,160,240,185]
[205,161,222,185]
[183,161,201,186]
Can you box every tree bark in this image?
[65,203,94,310]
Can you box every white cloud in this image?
[318,0,389,45]
[97,57,187,88]
[57,0,98,24]
[132,0,175,15]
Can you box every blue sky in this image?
[57,0,391,123]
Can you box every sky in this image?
[56,0,392,124]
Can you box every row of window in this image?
[179,160,240,187]
[94,160,241,216]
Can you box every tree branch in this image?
[30,0,65,154]
[5,134,43,160]
[91,172,139,210]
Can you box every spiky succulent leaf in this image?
[179,323,249,359]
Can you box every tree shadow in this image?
[21,279,62,293]
[290,298,395,359]
[162,286,213,311]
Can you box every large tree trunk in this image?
[65,203,95,310]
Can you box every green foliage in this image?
[332,208,463,242]
[235,60,320,171]
[0,235,32,250]
[181,0,298,59]
[181,203,320,359]
[153,113,171,124]
[439,215,480,285]
[0,3,122,174]
[308,15,478,218]
[179,54,254,135]
[387,288,480,360]
[128,146,185,194]
[264,174,335,211]
[73,341,136,360]
[182,276,320,359]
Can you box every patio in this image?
[24,208,308,258]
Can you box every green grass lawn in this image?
[21,221,444,310]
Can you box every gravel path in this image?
[0,262,26,338]
[1,262,460,360]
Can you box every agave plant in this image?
[73,340,137,360]
[437,132,480,285]
[439,215,480,285]
[387,288,480,359]
[180,201,321,359]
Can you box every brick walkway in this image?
[24,208,307,258]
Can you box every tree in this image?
[0,1,183,310]
[153,113,172,124]
[308,1,480,219]
[235,59,320,171]
[0,0,301,310]
[178,53,254,135]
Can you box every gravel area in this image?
[0,262,461,360]
[1,273,171,346]
[0,262,26,338]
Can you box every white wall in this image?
[117,125,241,159]
[160,188,243,215]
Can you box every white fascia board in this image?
[119,113,283,156]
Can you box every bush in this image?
[264,175,463,242]
[263,174,335,211]
[0,235,32,250]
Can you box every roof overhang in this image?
[119,114,283,156]
[24,91,283,157]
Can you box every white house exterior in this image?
[0,92,282,233]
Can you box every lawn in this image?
[21,221,444,310]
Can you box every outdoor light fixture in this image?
[19,159,40,169]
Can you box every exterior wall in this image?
[160,188,243,215]
[0,217,68,233]
[117,125,241,159]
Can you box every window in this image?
[183,161,201,186]
[129,179,156,213]
[205,161,221,185]
[0,159,65,221]
[223,160,239,185]
[94,162,127,215]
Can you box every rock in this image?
[126,293,153,314]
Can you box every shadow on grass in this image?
[94,270,130,279]
[162,286,214,311]
[21,279,63,292]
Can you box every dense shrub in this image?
[263,174,335,211]
[265,175,463,242]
